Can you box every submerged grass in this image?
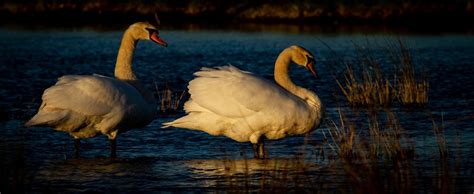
[335,38,429,107]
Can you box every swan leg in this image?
[252,137,266,159]
[252,143,259,158]
[74,139,80,158]
[110,139,117,158]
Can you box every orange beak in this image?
[306,61,318,78]
[150,31,168,47]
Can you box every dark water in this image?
[0,26,473,192]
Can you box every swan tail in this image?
[161,118,188,129]
[161,113,225,136]
[25,108,88,133]
[25,110,68,127]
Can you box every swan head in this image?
[289,45,317,78]
[127,22,168,47]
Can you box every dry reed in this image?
[335,38,429,107]
[154,81,187,113]
[387,39,429,106]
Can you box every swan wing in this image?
[42,75,131,115]
[185,65,301,118]
[26,75,148,136]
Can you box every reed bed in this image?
[387,39,429,106]
[320,109,463,194]
[336,64,392,107]
[324,109,413,161]
[335,39,429,107]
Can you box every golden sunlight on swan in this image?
[25,22,168,158]
[163,45,324,159]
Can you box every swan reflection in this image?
[35,157,156,183]
[187,157,321,176]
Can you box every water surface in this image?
[0,26,473,192]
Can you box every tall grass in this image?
[335,39,429,107]
[320,108,468,193]
[336,64,392,107]
[324,109,413,160]
[387,39,429,106]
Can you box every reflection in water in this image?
[185,157,334,191]
[37,157,154,179]
[34,157,159,192]
[187,158,321,176]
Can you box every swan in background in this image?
[26,22,168,158]
[163,45,324,159]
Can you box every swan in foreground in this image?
[163,45,323,159]
[26,22,168,158]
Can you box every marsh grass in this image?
[387,39,429,106]
[324,109,414,161]
[335,39,429,107]
[336,65,392,107]
[431,113,448,159]
[320,109,468,193]
[154,82,187,114]
[214,107,471,193]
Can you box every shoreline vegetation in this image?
[1,0,473,32]
[334,39,429,108]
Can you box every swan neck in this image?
[115,29,138,81]
[114,27,155,105]
[274,49,298,94]
[274,48,321,109]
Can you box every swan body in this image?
[163,45,323,158]
[26,22,167,157]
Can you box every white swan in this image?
[163,45,324,159]
[25,22,168,158]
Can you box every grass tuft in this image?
[154,81,187,114]
[335,38,429,107]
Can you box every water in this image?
[0,26,473,192]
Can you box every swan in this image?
[163,45,324,159]
[25,22,168,158]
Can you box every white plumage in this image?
[26,22,168,157]
[26,75,153,139]
[163,45,324,158]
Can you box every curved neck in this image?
[274,48,320,108]
[274,48,302,96]
[113,28,155,104]
[115,29,138,81]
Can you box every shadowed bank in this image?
[1,0,474,32]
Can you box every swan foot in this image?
[74,139,80,158]
[252,138,266,159]
[110,139,117,158]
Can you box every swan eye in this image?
[145,28,158,35]
[306,55,314,63]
